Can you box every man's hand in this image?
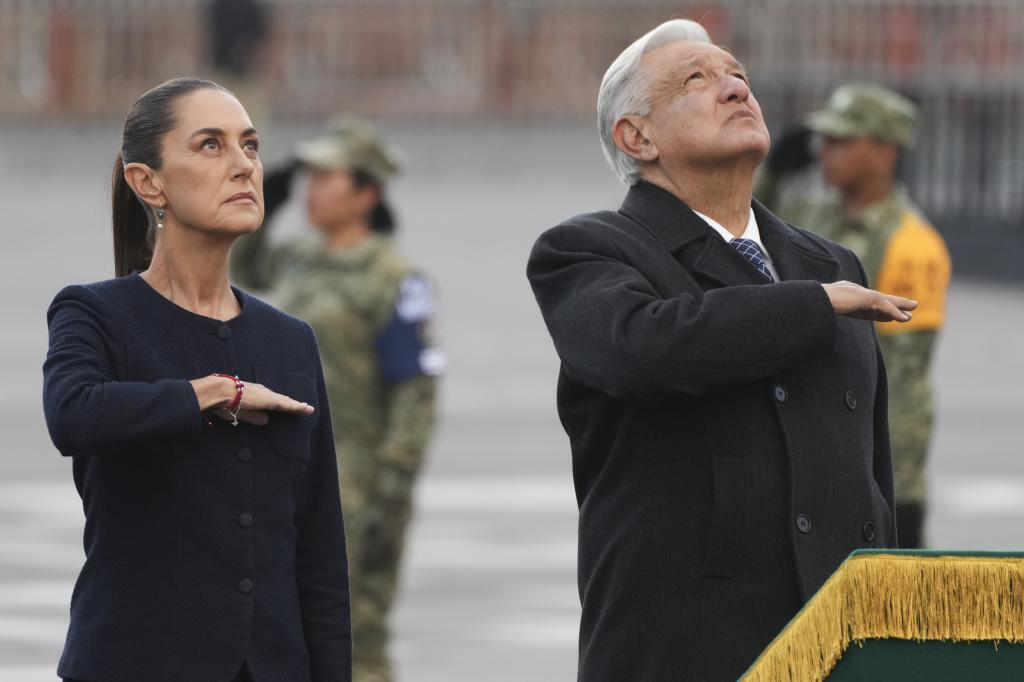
[822,281,918,322]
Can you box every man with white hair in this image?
[527,19,917,680]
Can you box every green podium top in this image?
[741,550,1024,681]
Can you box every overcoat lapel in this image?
[619,181,840,287]
[754,200,841,284]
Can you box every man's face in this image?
[640,41,770,169]
[818,135,896,192]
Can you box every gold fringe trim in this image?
[741,553,1024,681]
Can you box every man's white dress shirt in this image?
[692,207,781,282]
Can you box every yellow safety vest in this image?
[874,210,952,335]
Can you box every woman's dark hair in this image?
[351,169,396,235]
[112,77,230,277]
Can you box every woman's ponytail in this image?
[112,153,154,277]
[111,77,230,277]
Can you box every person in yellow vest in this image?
[757,84,951,548]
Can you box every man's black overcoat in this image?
[527,181,896,681]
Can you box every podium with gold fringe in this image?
[741,550,1024,681]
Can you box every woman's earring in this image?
[156,208,166,230]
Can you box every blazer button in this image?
[238,578,253,594]
[238,513,254,529]
[862,521,875,542]
[216,325,232,340]
[795,514,812,533]
[845,390,858,410]
[774,385,789,403]
[236,447,252,462]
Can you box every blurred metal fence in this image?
[1,0,1022,232]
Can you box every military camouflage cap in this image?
[807,84,918,147]
[295,117,403,183]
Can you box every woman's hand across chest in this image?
[191,374,314,426]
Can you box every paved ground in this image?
[0,123,1022,680]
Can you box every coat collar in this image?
[619,180,840,287]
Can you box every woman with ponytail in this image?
[43,78,351,682]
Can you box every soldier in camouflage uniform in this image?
[757,84,951,548]
[231,118,442,681]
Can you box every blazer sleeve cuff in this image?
[162,378,205,434]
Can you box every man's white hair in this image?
[597,19,713,185]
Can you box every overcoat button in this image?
[795,514,812,533]
[238,578,253,594]
[238,513,254,529]
[774,385,788,403]
[236,447,252,462]
[845,390,858,410]
[216,325,232,340]
[862,521,876,542]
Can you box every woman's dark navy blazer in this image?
[42,273,351,682]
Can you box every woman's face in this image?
[303,167,378,233]
[147,88,265,237]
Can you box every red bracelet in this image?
[213,373,245,414]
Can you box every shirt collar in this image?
[691,208,772,259]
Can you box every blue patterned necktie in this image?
[730,238,775,282]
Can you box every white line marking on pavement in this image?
[0,668,57,682]
[933,475,1024,518]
